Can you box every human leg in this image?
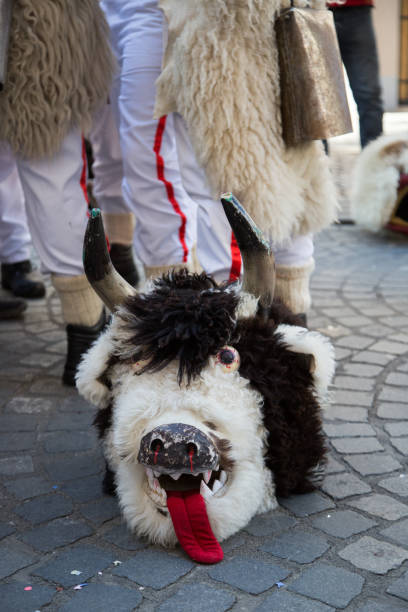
[16,128,105,385]
[173,113,240,284]
[102,0,198,276]
[0,143,45,298]
[90,103,139,286]
[272,234,315,316]
[333,7,383,148]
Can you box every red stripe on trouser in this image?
[80,137,89,208]
[153,116,188,263]
[229,232,242,281]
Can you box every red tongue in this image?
[166,490,223,564]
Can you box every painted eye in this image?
[215,346,240,373]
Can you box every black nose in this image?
[138,423,219,473]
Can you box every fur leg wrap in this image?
[102,212,136,245]
[274,258,315,314]
[51,274,103,326]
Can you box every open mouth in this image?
[143,466,229,564]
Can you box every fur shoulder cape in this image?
[0,0,115,159]
[154,0,338,244]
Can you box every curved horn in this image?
[83,208,136,311]
[220,193,275,309]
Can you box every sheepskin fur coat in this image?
[154,0,338,243]
[0,0,115,159]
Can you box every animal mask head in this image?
[77,195,334,564]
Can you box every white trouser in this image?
[0,129,89,276]
[0,152,31,263]
[101,0,313,282]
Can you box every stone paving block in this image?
[278,492,335,517]
[333,376,374,391]
[379,316,408,328]
[398,360,408,372]
[60,583,143,612]
[0,432,36,451]
[343,363,383,377]
[331,438,383,454]
[379,387,408,403]
[102,523,148,550]
[42,451,104,481]
[20,352,62,368]
[208,557,290,595]
[325,456,346,474]
[157,583,235,612]
[113,550,193,589]
[377,403,408,419]
[255,590,334,612]
[33,545,115,586]
[355,598,408,612]
[336,316,373,328]
[334,335,374,350]
[5,476,52,499]
[379,475,408,496]
[333,347,352,360]
[386,372,408,386]
[344,453,401,475]
[0,582,56,612]
[58,395,94,412]
[46,412,94,430]
[287,562,364,609]
[360,324,395,338]
[312,510,376,538]
[347,494,408,521]
[381,518,408,547]
[5,396,54,414]
[391,438,408,455]
[61,474,104,503]
[333,390,373,407]
[323,423,375,437]
[339,535,408,574]
[0,541,37,579]
[323,406,368,422]
[0,521,16,539]
[0,455,33,475]
[0,414,38,431]
[19,517,93,552]
[351,351,394,366]
[370,341,408,355]
[244,512,296,537]
[386,571,408,602]
[321,473,371,499]
[14,493,73,524]
[261,530,329,564]
[80,496,120,526]
[385,422,408,436]
[42,431,97,452]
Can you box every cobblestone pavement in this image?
[0,221,408,612]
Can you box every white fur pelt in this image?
[154,0,337,244]
[0,0,115,159]
[351,134,408,232]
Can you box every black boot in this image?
[63,310,107,387]
[1,260,46,299]
[0,298,27,320]
[109,243,139,287]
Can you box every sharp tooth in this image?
[170,472,182,480]
[203,470,212,484]
[153,478,161,491]
[153,470,161,478]
[193,471,200,477]
[212,479,223,494]
[146,467,154,488]
[220,470,227,484]
[200,480,213,501]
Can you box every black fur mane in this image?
[118,269,239,384]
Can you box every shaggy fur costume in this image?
[0,0,115,158]
[351,134,408,232]
[154,0,338,243]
